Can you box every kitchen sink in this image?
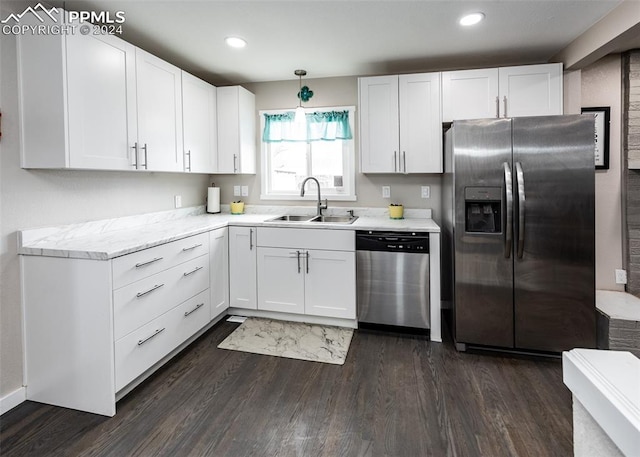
[266,215,314,222]
[309,215,358,224]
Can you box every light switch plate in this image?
[382,186,391,199]
[241,186,249,197]
[421,186,430,199]
[615,269,627,284]
[233,185,241,196]
[174,195,182,208]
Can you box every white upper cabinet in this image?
[135,49,184,172]
[18,12,138,170]
[217,86,256,174]
[498,64,563,118]
[181,71,218,173]
[359,75,400,173]
[359,73,442,174]
[398,73,443,173]
[442,63,562,122]
[441,68,499,122]
[65,33,138,170]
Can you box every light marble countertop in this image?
[563,348,640,457]
[18,205,441,260]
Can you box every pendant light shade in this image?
[294,69,307,125]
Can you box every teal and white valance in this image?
[263,110,353,143]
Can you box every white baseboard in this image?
[0,386,26,415]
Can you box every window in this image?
[260,106,356,201]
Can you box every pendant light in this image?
[294,69,307,124]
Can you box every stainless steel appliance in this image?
[356,230,430,329]
[442,115,596,353]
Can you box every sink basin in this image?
[266,215,314,222]
[309,215,358,224]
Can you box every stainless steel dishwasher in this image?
[356,230,430,329]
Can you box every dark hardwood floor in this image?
[0,320,573,456]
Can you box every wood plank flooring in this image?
[0,320,573,456]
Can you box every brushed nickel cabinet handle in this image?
[136,283,164,298]
[183,266,203,277]
[503,96,508,118]
[184,303,204,317]
[137,328,165,346]
[131,143,139,169]
[140,143,148,169]
[495,96,500,118]
[135,257,163,268]
[182,243,203,252]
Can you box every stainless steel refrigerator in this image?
[442,115,596,353]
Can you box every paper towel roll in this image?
[207,187,221,214]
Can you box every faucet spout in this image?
[300,177,328,217]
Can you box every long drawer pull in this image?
[183,266,203,277]
[136,283,164,298]
[184,303,205,317]
[135,257,163,268]
[182,243,203,252]
[137,328,165,346]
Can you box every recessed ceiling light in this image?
[225,36,247,48]
[459,12,485,26]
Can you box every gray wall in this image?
[0,32,211,398]
[581,55,625,291]
[212,77,443,218]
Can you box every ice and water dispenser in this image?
[464,187,502,233]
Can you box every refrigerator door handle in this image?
[503,162,513,258]
[515,162,526,258]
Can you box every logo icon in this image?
[1,3,58,24]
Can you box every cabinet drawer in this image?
[115,290,210,391]
[112,233,209,289]
[113,255,209,340]
[257,228,354,251]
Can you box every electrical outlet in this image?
[241,186,249,197]
[233,185,241,196]
[615,269,627,284]
[174,195,182,208]
[421,186,430,199]
[382,186,391,199]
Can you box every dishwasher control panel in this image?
[356,230,430,253]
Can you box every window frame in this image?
[259,105,357,202]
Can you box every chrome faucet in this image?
[300,177,328,217]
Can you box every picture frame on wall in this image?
[581,106,610,170]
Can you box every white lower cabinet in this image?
[21,233,218,416]
[303,249,356,319]
[229,226,257,309]
[256,228,356,320]
[115,290,210,391]
[210,227,229,318]
[257,247,306,314]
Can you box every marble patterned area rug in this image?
[218,318,354,365]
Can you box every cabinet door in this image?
[257,248,305,314]
[442,68,499,122]
[210,227,229,319]
[65,33,137,170]
[135,49,183,171]
[182,71,218,173]
[229,227,257,309]
[359,75,400,173]
[499,64,563,118]
[217,86,256,174]
[399,73,442,173]
[304,250,356,319]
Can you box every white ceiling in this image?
[41,0,632,85]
